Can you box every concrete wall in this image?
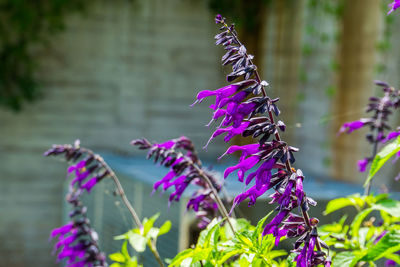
[0,0,225,265]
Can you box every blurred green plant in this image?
[320,193,400,266]
[169,214,288,267]
[0,0,89,110]
[112,213,171,267]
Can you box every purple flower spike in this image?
[388,0,400,14]
[357,158,369,172]
[132,137,222,228]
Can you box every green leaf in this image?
[385,252,400,264]
[252,210,273,242]
[324,194,364,215]
[365,136,400,187]
[158,220,171,236]
[351,208,373,237]
[128,232,147,252]
[169,249,194,266]
[333,251,357,267]
[143,213,160,235]
[372,198,400,217]
[218,249,243,264]
[121,241,130,259]
[109,252,125,263]
[362,230,400,262]
[197,218,220,247]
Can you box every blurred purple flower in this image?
[358,158,369,172]
[339,120,369,134]
[388,0,400,14]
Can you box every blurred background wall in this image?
[0,0,400,265]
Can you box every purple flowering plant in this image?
[44,11,400,267]
[319,83,400,265]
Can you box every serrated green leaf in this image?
[197,218,220,247]
[110,263,122,267]
[192,247,213,262]
[158,220,171,236]
[252,210,273,242]
[109,252,125,263]
[218,249,243,264]
[362,230,400,262]
[324,194,364,215]
[365,136,400,187]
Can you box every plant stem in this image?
[223,22,323,252]
[80,148,165,267]
[193,164,236,234]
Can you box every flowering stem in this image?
[77,148,164,267]
[223,22,323,252]
[193,164,236,234]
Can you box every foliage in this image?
[320,193,400,266]
[169,215,287,267]
[0,0,89,110]
[366,135,400,186]
[113,213,171,254]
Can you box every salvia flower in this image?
[45,140,112,266]
[191,15,329,266]
[339,81,400,178]
[132,136,223,228]
[388,0,400,14]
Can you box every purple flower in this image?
[262,210,289,236]
[232,183,269,208]
[219,143,260,161]
[81,177,98,193]
[388,0,400,14]
[295,173,304,206]
[204,121,250,148]
[386,259,396,266]
[358,158,369,172]
[384,130,400,142]
[223,155,260,182]
[51,222,74,238]
[192,84,240,110]
[339,119,369,134]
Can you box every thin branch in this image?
[78,148,165,267]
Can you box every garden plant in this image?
[45,4,400,267]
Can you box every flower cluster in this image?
[339,80,400,173]
[132,136,222,228]
[191,15,329,266]
[45,141,109,266]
